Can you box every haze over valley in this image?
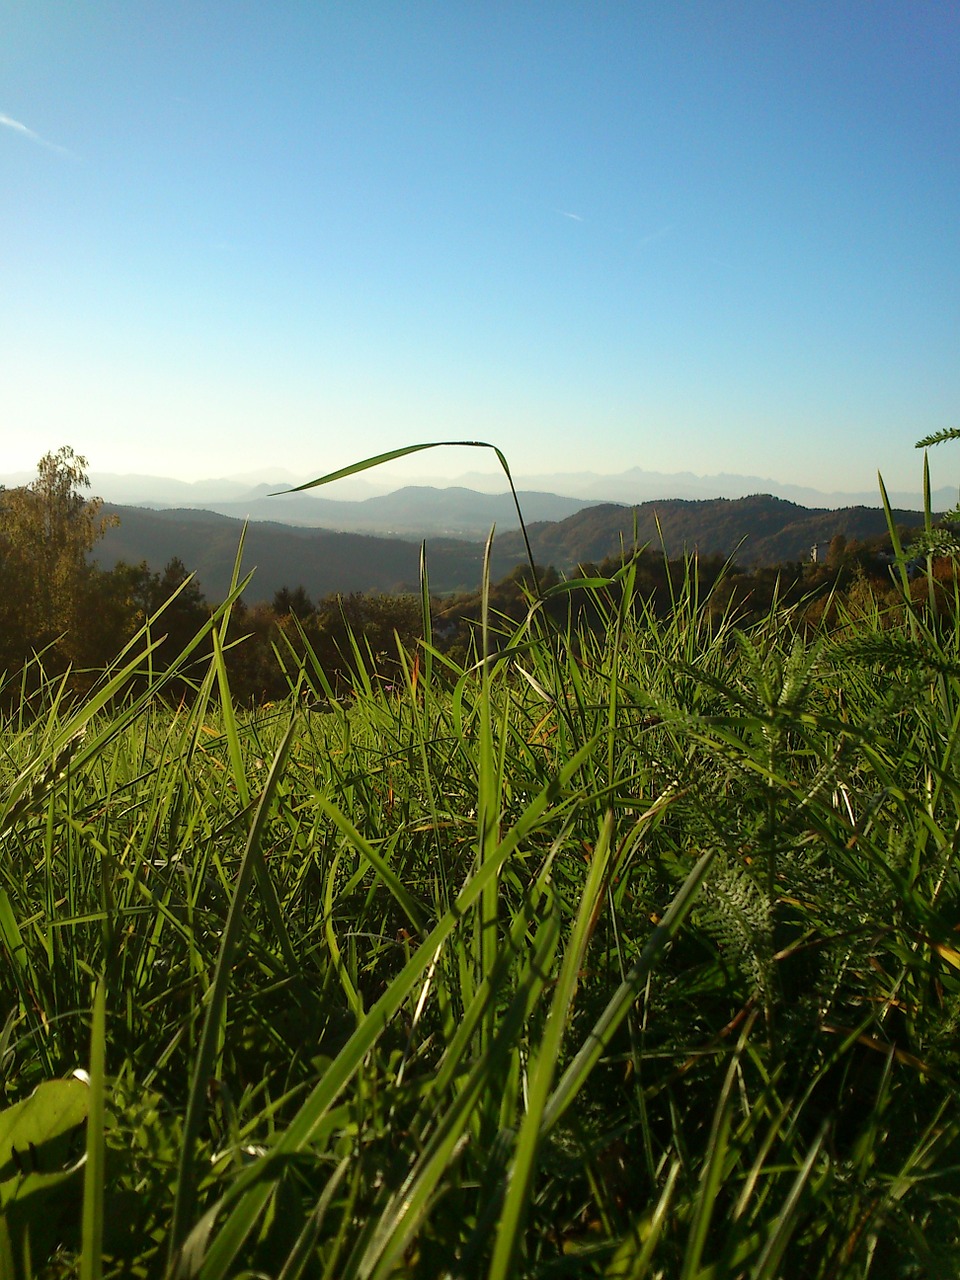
[2,462,952,543]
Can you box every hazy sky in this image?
[4,2,959,495]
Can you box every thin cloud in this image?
[559,210,584,222]
[0,113,74,156]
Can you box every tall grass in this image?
[1,443,960,1277]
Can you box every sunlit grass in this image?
[2,442,960,1277]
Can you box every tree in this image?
[0,447,116,668]
[273,584,315,619]
[150,558,209,664]
[826,534,848,571]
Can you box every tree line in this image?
[0,449,430,704]
[1,448,953,707]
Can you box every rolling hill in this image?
[94,506,487,600]
[92,493,932,605]
[94,491,936,606]
[492,494,929,571]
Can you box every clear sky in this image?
[3,2,959,495]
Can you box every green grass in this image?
[2,445,960,1277]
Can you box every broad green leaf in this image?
[0,1078,89,1183]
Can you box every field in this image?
[3,453,960,1278]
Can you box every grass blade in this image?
[168,713,299,1268]
[487,811,615,1280]
[80,981,106,1280]
[190,739,598,1278]
[541,848,716,1135]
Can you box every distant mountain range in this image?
[450,467,958,511]
[91,493,932,605]
[187,485,600,538]
[4,464,955,529]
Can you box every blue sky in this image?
[3,2,958,496]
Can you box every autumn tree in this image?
[0,447,116,669]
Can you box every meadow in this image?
[2,441,960,1278]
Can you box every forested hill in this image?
[493,494,928,570]
[93,493,929,602]
[95,505,488,600]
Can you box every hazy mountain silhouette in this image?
[200,485,599,537]
[7,464,951,529]
[447,468,954,511]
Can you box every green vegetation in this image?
[90,491,931,609]
[488,493,929,576]
[2,438,960,1276]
